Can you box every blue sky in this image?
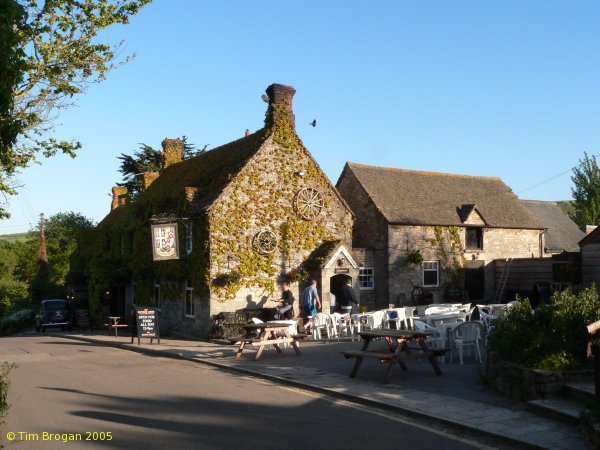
[2,0,599,233]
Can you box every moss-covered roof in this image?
[96,128,270,231]
[137,128,271,213]
[304,240,342,268]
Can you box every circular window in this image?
[294,187,324,220]
[254,229,277,254]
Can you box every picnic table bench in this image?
[105,316,128,336]
[342,329,448,384]
[229,322,305,361]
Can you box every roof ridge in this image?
[347,162,503,182]
[521,199,559,205]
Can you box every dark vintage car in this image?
[35,299,73,332]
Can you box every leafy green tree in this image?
[30,212,94,301]
[117,144,163,198]
[43,212,95,286]
[0,0,26,161]
[118,136,201,198]
[0,0,151,218]
[571,152,600,227]
[0,238,36,317]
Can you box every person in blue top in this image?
[302,279,321,332]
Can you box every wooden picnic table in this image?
[342,329,445,384]
[229,322,304,361]
[105,316,128,336]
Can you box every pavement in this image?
[53,331,585,450]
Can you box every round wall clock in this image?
[294,187,324,220]
[254,229,277,254]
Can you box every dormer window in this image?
[466,227,483,250]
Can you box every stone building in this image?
[336,163,545,308]
[521,200,584,256]
[84,83,355,338]
[579,226,600,288]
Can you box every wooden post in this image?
[593,344,600,400]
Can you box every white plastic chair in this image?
[383,308,410,330]
[364,310,385,330]
[331,312,354,339]
[310,313,334,339]
[450,321,484,364]
[413,319,446,362]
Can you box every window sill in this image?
[184,314,195,320]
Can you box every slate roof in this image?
[521,200,584,252]
[338,163,544,229]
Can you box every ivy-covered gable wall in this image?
[208,131,353,317]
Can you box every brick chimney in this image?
[264,83,296,128]
[143,171,159,190]
[111,186,128,211]
[162,138,184,168]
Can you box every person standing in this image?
[338,280,358,314]
[274,282,295,319]
[302,279,321,331]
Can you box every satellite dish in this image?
[261,94,270,103]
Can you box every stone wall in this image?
[387,225,543,303]
[206,134,353,328]
[337,169,389,308]
[486,352,565,400]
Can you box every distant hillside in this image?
[556,200,575,218]
[0,232,31,243]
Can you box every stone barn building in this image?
[336,163,546,308]
[83,84,355,338]
[580,226,600,288]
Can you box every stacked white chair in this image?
[450,321,484,364]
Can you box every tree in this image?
[30,212,95,300]
[118,136,201,198]
[0,0,151,218]
[571,152,600,227]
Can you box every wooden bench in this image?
[342,350,399,362]
[342,349,407,384]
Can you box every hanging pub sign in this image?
[151,223,179,261]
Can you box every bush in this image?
[0,308,35,336]
[488,286,600,371]
[0,279,30,318]
[0,362,17,426]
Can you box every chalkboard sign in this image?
[131,306,160,345]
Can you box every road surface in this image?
[1,334,490,449]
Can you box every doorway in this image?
[330,274,352,313]
[465,261,485,301]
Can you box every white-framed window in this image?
[185,284,194,317]
[359,267,374,290]
[422,261,439,287]
[154,283,161,308]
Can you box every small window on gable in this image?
[466,227,483,250]
[185,284,194,318]
[422,261,439,287]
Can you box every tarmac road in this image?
[1,334,489,450]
